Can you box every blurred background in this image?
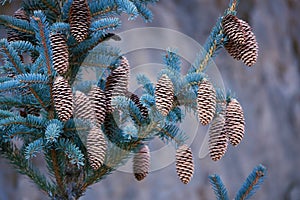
[1,0,300,199]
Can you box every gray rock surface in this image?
[1,0,300,199]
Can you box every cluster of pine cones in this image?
[6,2,251,185]
[154,73,245,183]
[197,79,245,161]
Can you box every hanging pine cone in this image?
[222,14,258,67]
[155,74,174,116]
[7,8,29,42]
[50,33,69,75]
[176,144,194,184]
[73,90,94,121]
[126,91,148,118]
[105,56,130,113]
[133,144,150,181]
[87,126,107,170]
[208,114,228,161]
[238,19,258,67]
[197,79,216,126]
[222,14,246,45]
[224,98,245,146]
[69,0,91,43]
[88,86,107,125]
[52,76,73,122]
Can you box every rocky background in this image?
[1,0,300,199]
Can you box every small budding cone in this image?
[88,86,107,125]
[87,126,107,170]
[133,144,150,181]
[50,33,69,75]
[69,0,91,42]
[224,99,245,146]
[155,74,174,116]
[176,144,194,184]
[197,79,216,125]
[105,56,130,113]
[222,14,246,44]
[208,114,228,161]
[73,91,94,121]
[7,8,29,42]
[52,76,73,122]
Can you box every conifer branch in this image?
[195,0,239,73]
[0,142,56,195]
[0,0,266,199]
[197,40,218,73]
[235,164,266,200]
[51,149,65,195]
[40,0,60,16]
[0,16,34,34]
[228,0,239,12]
[209,175,230,200]
[91,5,118,18]
[31,15,54,113]
[1,44,24,74]
[29,87,47,108]
[1,41,47,109]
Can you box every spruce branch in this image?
[90,5,118,18]
[31,11,56,110]
[51,149,65,195]
[40,0,60,16]
[0,0,266,199]
[193,0,240,73]
[0,142,56,195]
[235,164,267,200]
[0,39,25,74]
[0,15,34,35]
[209,175,230,200]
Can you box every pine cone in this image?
[127,91,148,118]
[50,33,69,75]
[238,19,258,67]
[69,0,91,42]
[88,86,107,125]
[224,99,245,146]
[208,114,228,161]
[133,144,150,181]
[197,79,216,125]
[105,56,130,113]
[222,14,246,44]
[7,8,29,42]
[176,144,194,184]
[52,76,73,122]
[223,14,258,67]
[73,90,94,121]
[155,74,174,116]
[87,126,107,170]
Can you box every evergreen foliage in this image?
[0,0,266,199]
[209,164,267,200]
